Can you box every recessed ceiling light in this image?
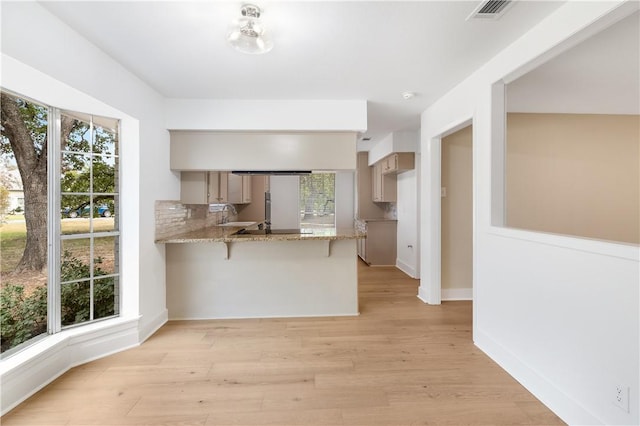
[402,92,416,100]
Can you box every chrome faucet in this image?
[220,203,237,224]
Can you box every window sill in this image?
[1,315,141,415]
[488,226,639,261]
[1,315,140,374]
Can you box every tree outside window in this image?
[299,173,335,229]
[0,92,120,354]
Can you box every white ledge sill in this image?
[487,226,639,261]
[0,315,140,376]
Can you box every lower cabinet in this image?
[358,220,397,266]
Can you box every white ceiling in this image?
[40,1,566,149]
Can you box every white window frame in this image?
[1,92,122,352]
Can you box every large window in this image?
[299,173,335,229]
[0,91,120,355]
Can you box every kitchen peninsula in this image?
[163,130,363,320]
[157,221,364,320]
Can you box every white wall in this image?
[396,155,420,278]
[368,130,419,165]
[0,2,175,414]
[368,133,394,165]
[165,99,367,132]
[419,1,639,425]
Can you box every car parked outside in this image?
[62,204,112,218]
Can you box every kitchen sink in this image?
[218,221,258,227]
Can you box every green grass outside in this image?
[0,219,116,274]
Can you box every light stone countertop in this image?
[155,224,365,244]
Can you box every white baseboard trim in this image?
[1,316,140,416]
[138,308,168,343]
[396,259,418,278]
[169,312,360,321]
[475,329,602,426]
[441,287,472,301]
[417,285,430,304]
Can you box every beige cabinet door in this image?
[180,171,208,204]
[242,175,252,203]
[384,154,398,173]
[382,153,414,175]
[371,160,398,202]
[372,163,382,201]
[227,174,252,204]
[208,171,228,203]
[363,221,397,266]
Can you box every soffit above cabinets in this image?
[169,131,357,172]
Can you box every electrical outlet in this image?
[613,385,630,413]
[441,187,447,197]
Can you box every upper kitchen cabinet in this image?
[180,171,254,205]
[208,171,229,203]
[369,152,414,202]
[372,161,397,202]
[381,153,414,174]
[180,171,220,204]
[227,173,252,204]
[356,152,386,218]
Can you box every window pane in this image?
[94,236,117,276]
[61,239,91,283]
[61,280,90,326]
[94,277,118,320]
[61,153,91,193]
[0,92,48,353]
[93,155,116,194]
[93,123,117,156]
[61,114,91,153]
[299,173,336,229]
[95,209,115,232]
[61,195,91,237]
[60,111,120,329]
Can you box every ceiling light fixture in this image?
[402,92,416,100]
[227,4,273,54]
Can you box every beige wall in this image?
[506,113,640,244]
[441,126,473,290]
[237,176,269,222]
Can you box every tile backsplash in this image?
[155,200,236,240]
[384,202,397,220]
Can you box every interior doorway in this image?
[440,124,473,300]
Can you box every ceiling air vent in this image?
[467,0,514,20]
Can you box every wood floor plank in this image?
[205,408,343,426]
[1,261,564,425]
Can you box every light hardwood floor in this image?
[2,261,564,425]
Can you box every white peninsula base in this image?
[166,239,359,319]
